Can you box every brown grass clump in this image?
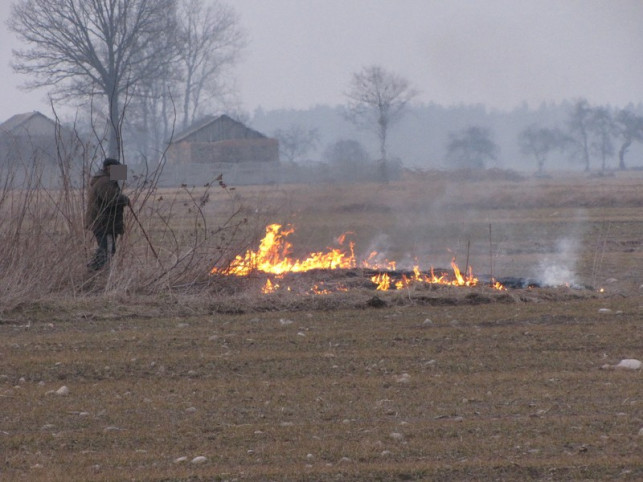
[0,161,87,305]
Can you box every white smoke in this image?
[361,233,432,271]
[536,237,579,287]
[361,233,393,267]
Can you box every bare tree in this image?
[176,0,246,130]
[125,0,246,161]
[614,108,643,170]
[9,0,177,160]
[518,125,568,174]
[566,99,593,171]
[126,65,180,163]
[273,125,319,164]
[345,65,417,182]
[588,106,615,171]
[446,126,498,169]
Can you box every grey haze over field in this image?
[1,0,643,120]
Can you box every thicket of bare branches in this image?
[0,131,257,313]
[9,0,246,163]
[9,0,178,160]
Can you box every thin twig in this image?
[488,223,494,285]
[128,204,162,266]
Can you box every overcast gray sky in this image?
[2,0,643,121]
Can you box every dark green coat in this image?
[85,170,129,236]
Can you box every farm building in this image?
[165,114,280,185]
[0,111,82,187]
[0,111,59,164]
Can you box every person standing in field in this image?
[85,158,130,270]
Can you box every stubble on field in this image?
[2,295,641,480]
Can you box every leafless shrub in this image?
[0,125,261,313]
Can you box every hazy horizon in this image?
[2,0,643,121]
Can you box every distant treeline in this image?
[249,100,643,173]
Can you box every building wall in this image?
[0,114,72,165]
[0,134,56,165]
[164,116,280,185]
[188,138,278,163]
[169,138,279,164]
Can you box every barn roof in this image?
[172,114,267,143]
[0,111,56,135]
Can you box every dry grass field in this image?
[1,169,642,480]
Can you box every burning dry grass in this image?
[1,167,642,312]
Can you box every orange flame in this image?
[211,224,504,292]
[211,224,356,276]
[371,273,391,291]
[262,278,277,294]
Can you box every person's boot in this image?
[87,248,107,270]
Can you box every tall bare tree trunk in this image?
[378,114,388,183]
[182,70,192,130]
[108,89,121,160]
[618,140,630,170]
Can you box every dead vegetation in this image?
[1,163,642,311]
[1,163,642,479]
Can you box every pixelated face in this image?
[109,164,127,181]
